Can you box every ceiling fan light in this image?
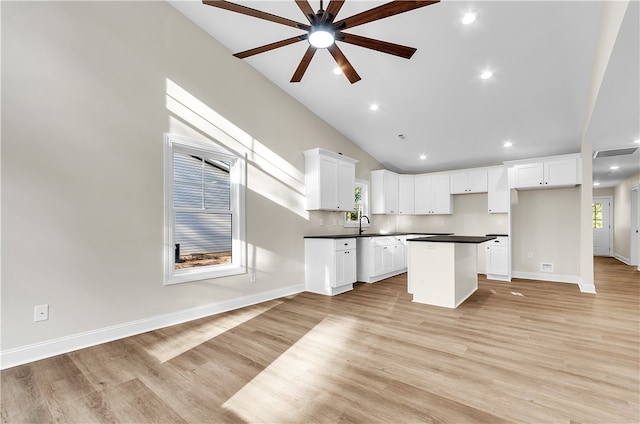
[308,27,335,48]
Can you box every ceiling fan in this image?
[202,0,440,84]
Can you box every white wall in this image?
[511,187,581,277]
[1,1,384,354]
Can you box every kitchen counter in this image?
[304,232,453,239]
[408,235,496,244]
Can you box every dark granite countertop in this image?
[304,232,453,239]
[486,233,509,237]
[408,235,497,244]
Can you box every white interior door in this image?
[593,196,612,256]
[630,187,638,267]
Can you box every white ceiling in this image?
[170,0,639,187]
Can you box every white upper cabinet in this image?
[371,170,399,214]
[508,154,581,189]
[450,168,488,194]
[398,174,415,214]
[487,166,509,213]
[415,173,452,215]
[304,148,357,211]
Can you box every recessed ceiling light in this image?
[593,182,601,186]
[333,66,342,75]
[419,154,427,160]
[480,70,493,80]
[369,104,379,111]
[610,165,619,170]
[462,12,477,25]
[503,141,513,147]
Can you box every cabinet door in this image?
[513,162,544,188]
[398,175,415,214]
[468,169,488,193]
[382,245,394,274]
[487,167,509,213]
[319,155,339,209]
[544,158,577,187]
[337,160,355,211]
[334,250,345,287]
[392,243,406,270]
[414,174,432,214]
[344,250,356,284]
[373,245,384,275]
[431,174,452,214]
[486,244,509,275]
[450,172,469,194]
[384,171,399,214]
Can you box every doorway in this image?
[630,187,638,267]
[593,196,613,257]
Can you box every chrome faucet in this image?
[359,215,370,235]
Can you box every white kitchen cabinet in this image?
[305,238,356,295]
[414,173,452,215]
[450,169,488,194]
[357,235,407,283]
[398,174,415,214]
[509,154,580,189]
[371,170,399,214]
[487,166,510,213]
[304,148,357,211]
[485,236,510,281]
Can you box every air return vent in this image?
[593,147,638,158]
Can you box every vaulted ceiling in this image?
[170,1,639,188]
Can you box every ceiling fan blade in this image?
[294,0,316,24]
[334,0,439,30]
[233,35,306,59]
[291,47,317,82]
[327,44,361,84]
[203,0,310,30]
[322,0,345,23]
[339,33,417,59]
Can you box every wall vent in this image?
[593,147,638,158]
[540,262,554,272]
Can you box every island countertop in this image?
[304,232,453,239]
[408,235,497,244]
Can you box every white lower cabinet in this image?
[305,238,356,295]
[485,236,510,281]
[358,236,408,283]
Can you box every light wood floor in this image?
[2,257,639,423]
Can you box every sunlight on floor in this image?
[222,316,358,422]
[146,301,283,364]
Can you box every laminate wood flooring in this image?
[2,257,639,423]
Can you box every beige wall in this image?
[1,2,384,351]
[511,187,581,276]
[613,171,640,261]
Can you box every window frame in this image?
[164,134,246,285]
[344,179,371,228]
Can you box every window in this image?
[344,179,371,227]
[164,134,246,284]
[592,202,603,229]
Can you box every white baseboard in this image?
[1,284,305,370]
[511,271,580,285]
[614,253,631,265]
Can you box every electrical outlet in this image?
[251,273,256,283]
[440,219,445,226]
[34,304,49,322]
[319,218,324,226]
[527,251,534,259]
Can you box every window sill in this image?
[165,264,246,285]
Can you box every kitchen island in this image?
[407,235,496,308]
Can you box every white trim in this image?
[511,271,580,285]
[577,278,597,294]
[0,284,304,370]
[164,133,247,285]
[613,253,631,265]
